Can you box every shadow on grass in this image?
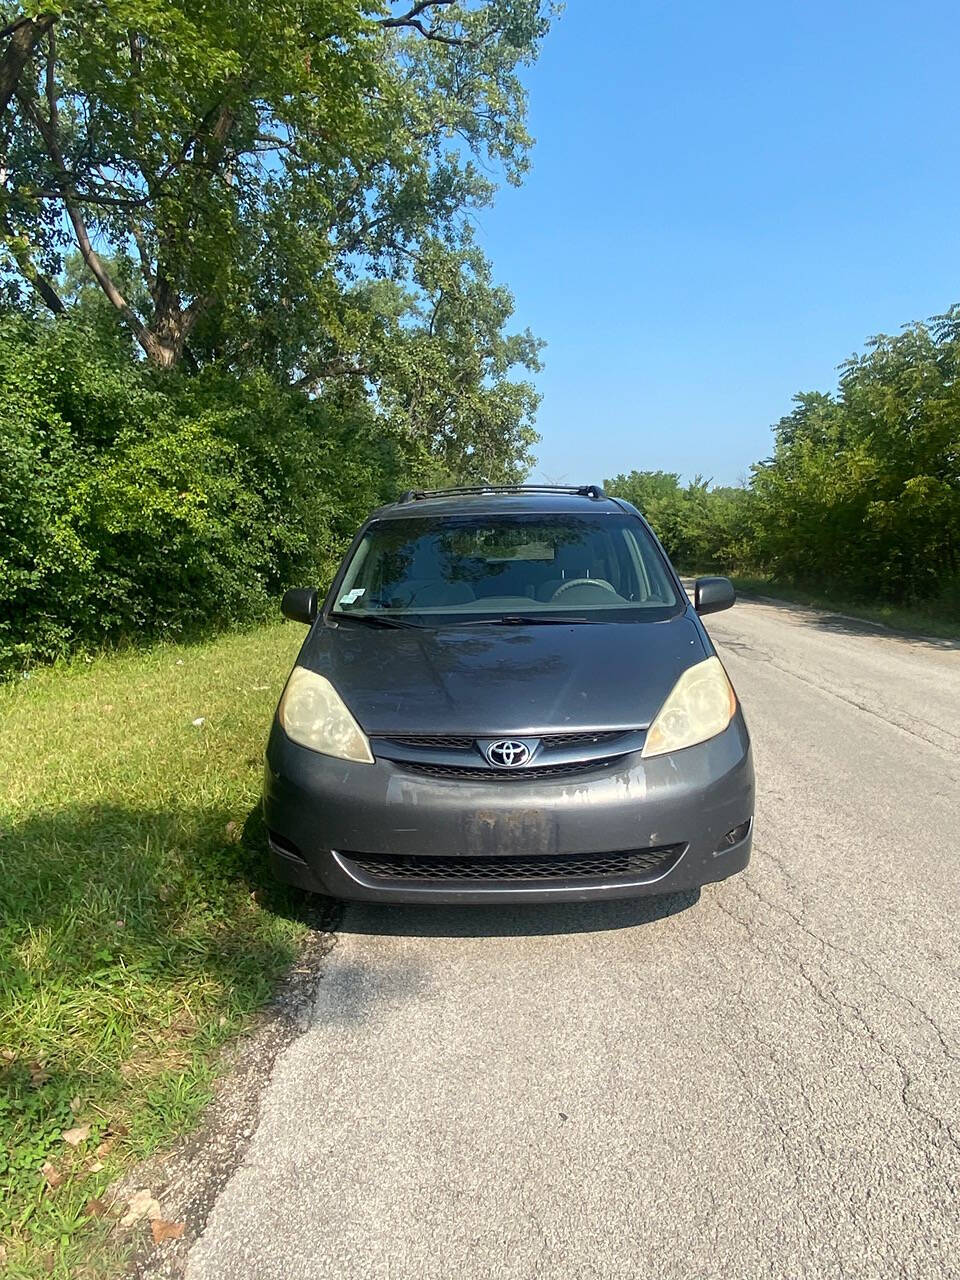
[0,802,304,982]
[0,801,299,1233]
[0,799,328,1137]
[0,798,353,1269]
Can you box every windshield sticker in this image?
[339,588,366,605]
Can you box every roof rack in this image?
[395,484,607,503]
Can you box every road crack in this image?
[746,846,959,1068]
[716,861,960,1168]
[716,633,960,760]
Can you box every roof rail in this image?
[395,484,607,504]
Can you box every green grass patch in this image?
[728,575,960,641]
[0,621,308,1277]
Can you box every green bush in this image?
[0,314,418,676]
[604,470,754,573]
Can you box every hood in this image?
[297,613,708,736]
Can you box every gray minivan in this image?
[263,485,754,903]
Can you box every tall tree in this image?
[1,0,552,369]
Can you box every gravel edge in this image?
[116,902,341,1278]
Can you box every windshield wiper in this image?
[333,612,425,630]
[448,614,598,626]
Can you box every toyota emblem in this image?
[485,739,532,768]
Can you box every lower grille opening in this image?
[340,845,685,883]
[394,758,621,782]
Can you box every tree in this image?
[748,317,960,600]
[604,469,682,514]
[1,0,552,371]
[340,238,543,481]
[605,469,753,572]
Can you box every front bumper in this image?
[262,714,755,904]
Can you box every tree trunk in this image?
[140,325,180,368]
[147,271,206,368]
[0,14,55,118]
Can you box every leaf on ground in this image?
[29,1061,49,1084]
[85,1197,108,1217]
[41,1161,63,1188]
[87,1158,105,1173]
[120,1189,161,1227]
[95,1138,115,1159]
[191,717,206,727]
[62,1124,91,1146]
[151,1219,186,1244]
[70,1094,82,1112]
[225,820,241,843]
[109,1119,129,1137]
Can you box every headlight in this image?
[641,656,737,758]
[278,666,373,763]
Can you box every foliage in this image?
[0,620,307,1278]
[0,3,548,669]
[358,239,543,481]
[609,309,960,618]
[749,317,960,603]
[604,470,753,573]
[1,0,550,451]
[0,311,421,675]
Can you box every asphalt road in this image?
[186,595,960,1279]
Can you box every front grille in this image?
[382,734,475,750]
[381,731,630,752]
[394,758,619,782]
[539,730,628,749]
[342,846,685,882]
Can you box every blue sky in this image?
[473,0,960,486]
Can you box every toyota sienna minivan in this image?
[263,484,754,903]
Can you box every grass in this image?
[0,620,309,1278]
[724,575,960,642]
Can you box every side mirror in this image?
[281,587,318,625]
[694,576,736,615]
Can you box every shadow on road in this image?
[736,591,960,652]
[808,612,960,648]
[336,888,700,939]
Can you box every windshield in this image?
[331,513,680,623]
